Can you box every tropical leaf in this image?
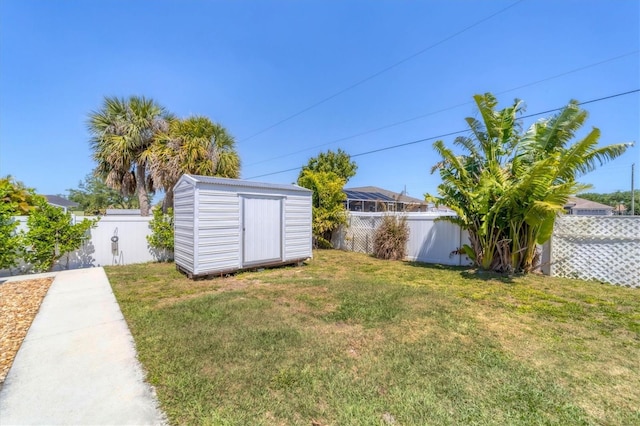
[430,93,630,273]
[461,244,476,262]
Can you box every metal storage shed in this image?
[173,174,313,278]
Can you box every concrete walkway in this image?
[0,268,166,425]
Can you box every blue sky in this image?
[1,0,638,201]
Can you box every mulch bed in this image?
[0,277,54,384]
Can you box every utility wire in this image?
[239,0,525,143]
[246,50,639,167]
[519,89,640,119]
[245,88,640,180]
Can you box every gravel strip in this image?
[0,277,54,384]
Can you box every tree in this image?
[297,169,347,248]
[147,116,240,212]
[0,175,43,215]
[67,173,139,215]
[88,96,171,216]
[428,93,628,273]
[298,149,357,184]
[22,198,97,272]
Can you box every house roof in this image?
[566,197,613,211]
[177,174,311,194]
[44,195,79,209]
[344,186,426,204]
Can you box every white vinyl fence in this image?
[332,212,471,266]
[6,212,638,287]
[1,215,159,277]
[550,215,640,288]
[334,212,639,288]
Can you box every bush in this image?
[0,212,20,270]
[147,207,173,261]
[373,215,409,260]
[0,176,41,270]
[22,200,97,272]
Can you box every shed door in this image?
[242,196,283,265]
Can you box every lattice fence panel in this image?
[551,216,640,288]
[332,214,383,254]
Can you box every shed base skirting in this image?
[176,257,310,279]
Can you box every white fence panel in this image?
[405,213,469,265]
[550,215,640,288]
[1,215,157,277]
[333,212,470,266]
[71,216,156,268]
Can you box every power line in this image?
[246,50,639,167]
[245,88,640,180]
[239,0,525,144]
[519,89,640,119]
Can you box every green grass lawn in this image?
[106,250,640,425]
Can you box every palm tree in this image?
[147,116,240,212]
[88,96,171,216]
[429,93,629,273]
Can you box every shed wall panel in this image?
[284,195,313,260]
[174,180,195,272]
[194,188,241,275]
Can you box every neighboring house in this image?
[344,186,438,212]
[564,197,614,216]
[44,195,79,213]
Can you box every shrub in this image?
[373,215,409,260]
[22,200,97,272]
[0,212,20,270]
[147,207,173,261]
[0,176,41,270]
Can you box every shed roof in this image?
[178,174,312,194]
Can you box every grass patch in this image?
[107,251,640,425]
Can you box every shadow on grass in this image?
[406,260,516,284]
[459,270,517,284]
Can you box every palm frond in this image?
[539,101,587,153]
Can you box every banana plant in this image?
[429,93,629,273]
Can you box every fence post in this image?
[541,239,551,276]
